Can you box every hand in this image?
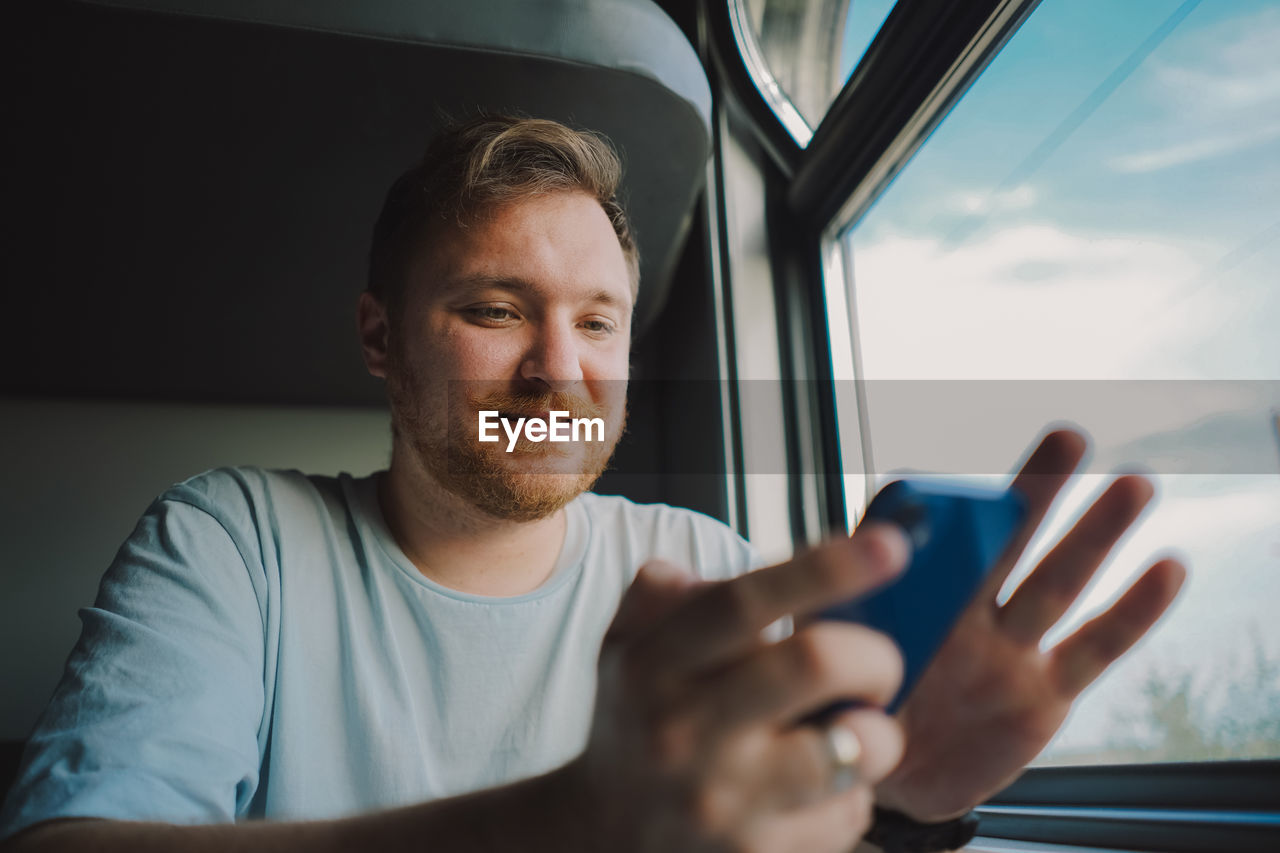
[874,429,1187,821]
[568,526,912,853]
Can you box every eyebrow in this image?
[447,275,629,309]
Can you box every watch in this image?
[864,806,981,852]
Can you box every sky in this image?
[821,0,1280,760]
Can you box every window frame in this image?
[981,760,1280,850]
[697,0,1280,848]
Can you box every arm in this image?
[6,500,915,853]
[5,763,588,853]
[0,486,271,840]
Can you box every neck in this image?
[375,445,570,597]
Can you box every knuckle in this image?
[648,712,701,769]
[789,628,838,684]
[858,622,898,657]
[852,712,904,782]
[687,782,741,837]
[870,629,906,689]
[844,624,905,693]
[717,581,763,631]
[804,623,904,699]
[804,543,848,590]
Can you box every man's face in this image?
[384,191,633,521]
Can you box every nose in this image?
[519,317,584,392]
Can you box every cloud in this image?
[1150,6,1280,113]
[949,185,1038,215]
[850,222,1199,380]
[1096,406,1280,475]
[1108,119,1280,173]
[1107,5,1280,173]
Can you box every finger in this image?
[639,525,909,678]
[746,777,875,853]
[979,429,1088,601]
[604,560,704,644]
[1048,558,1187,697]
[692,622,904,732]
[758,709,904,812]
[998,475,1154,646]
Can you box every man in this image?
[0,116,1184,852]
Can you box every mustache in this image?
[466,389,608,422]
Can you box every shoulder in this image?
[155,466,366,532]
[575,492,762,581]
[161,465,333,514]
[142,466,373,572]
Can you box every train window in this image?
[731,0,898,144]
[825,0,1280,768]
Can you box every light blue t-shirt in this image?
[0,467,758,838]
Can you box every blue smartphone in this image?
[816,479,1027,714]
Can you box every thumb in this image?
[606,559,703,643]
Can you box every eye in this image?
[466,305,519,325]
[580,317,617,337]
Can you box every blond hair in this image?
[368,115,639,316]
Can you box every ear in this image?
[357,291,391,379]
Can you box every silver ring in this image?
[821,723,864,793]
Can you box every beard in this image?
[386,353,626,523]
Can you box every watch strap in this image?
[865,806,980,852]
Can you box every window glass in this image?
[831,0,1280,763]
[733,0,898,144]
